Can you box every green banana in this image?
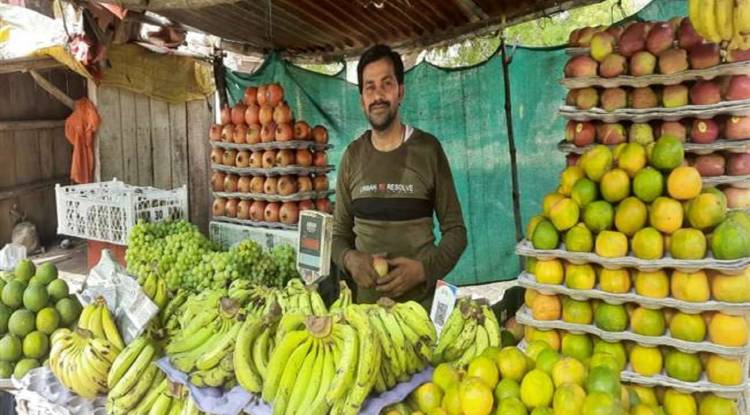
[132,377,168,415]
[109,343,156,399]
[195,321,241,370]
[166,316,218,355]
[474,324,490,356]
[262,330,310,403]
[113,363,161,411]
[455,343,478,368]
[433,305,465,357]
[309,290,328,315]
[444,317,477,362]
[147,392,173,415]
[395,302,437,343]
[481,305,502,347]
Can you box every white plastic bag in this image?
[79,250,159,343]
[0,243,26,271]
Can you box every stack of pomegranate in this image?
[209,83,332,227]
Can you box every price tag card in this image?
[430,280,459,336]
[297,211,333,285]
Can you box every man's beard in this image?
[367,101,397,132]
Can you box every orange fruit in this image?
[706,355,743,386]
[671,270,710,302]
[708,313,749,347]
[599,268,631,293]
[634,270,669,298]
[459,377,493,415]
[532,294,561,321]
[667,166,702,200]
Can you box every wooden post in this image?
[28,70,75,110]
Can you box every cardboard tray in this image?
[209,140,332,152]
[559,100,750,123]
[212,190,333,202]
[516,305,750,356]
[557,138,750,156]
[517,339,750,397]
[703,174,750,188]
[211,216,298,231]
[211,164,334,177]
[561,60,750,89]
[517,271,750,314]
[516,239,750,274]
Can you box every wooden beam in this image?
[0,176,69,201]
[0,120,66,132]
[0,56,64,74]
[28,70,76,110]
[95,0,237,10]
[453,0,490,22]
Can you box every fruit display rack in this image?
[561,60,750,89]
[517,14,750,410]
[209,83,334,229]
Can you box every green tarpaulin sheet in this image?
[224,0,685,286]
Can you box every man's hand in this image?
[343,250,379,289]
[376,257,426,298]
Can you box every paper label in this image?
[430,280,459,335]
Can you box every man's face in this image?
[361,57,404,132]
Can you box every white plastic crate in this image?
[55,179,188,245]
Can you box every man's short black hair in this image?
[357,44,404,94]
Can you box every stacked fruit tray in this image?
[516,14,750,413]
[561,17,750,214]
[210,83,334,230]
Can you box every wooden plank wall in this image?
[0,69,85,245]
[95,86,213,234]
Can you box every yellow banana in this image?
[252,327,271,379]
[100,305,125,351]
[86,302,106,340]
[234,317,264,393]
[195,321,240,370]
[286,340,319,415]
[309,290,328,315]
[148,392,173,415]
[340,306,382,415]
[325,323,359,404]
[262,330,310,403]
[702,0,722,42]
[379,309,408,375]
[143,273,157,299]
[716,0,735,41]
[154,278,168,309]
[300,339,326,412]
[368,310,403,379]
[309,341,335,415]
[374,367,387,394]
[396,301,437,343]
[271,337,313,415]
[735,0,750,34]
[77,303,96,332]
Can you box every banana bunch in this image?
[365,299,436,394]
[106,337,162,414]
[228,280,281,318]
[234,312,280,393]
[433,298,502,367]
[262,310,382,415]
[77,297,125,351]
[166,297,243,388]
[158,289,189,339]
[328,281,352,313]
[129,378,205,415]
[277,279,327,315]
[141,272,169,309]
[49,328,119,399]
[689,0,750,48]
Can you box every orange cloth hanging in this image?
[64,98,101,184]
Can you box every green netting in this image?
[224,0,686,286]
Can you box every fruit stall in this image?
[4,0,750,415]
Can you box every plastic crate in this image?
[55,179,188,245]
